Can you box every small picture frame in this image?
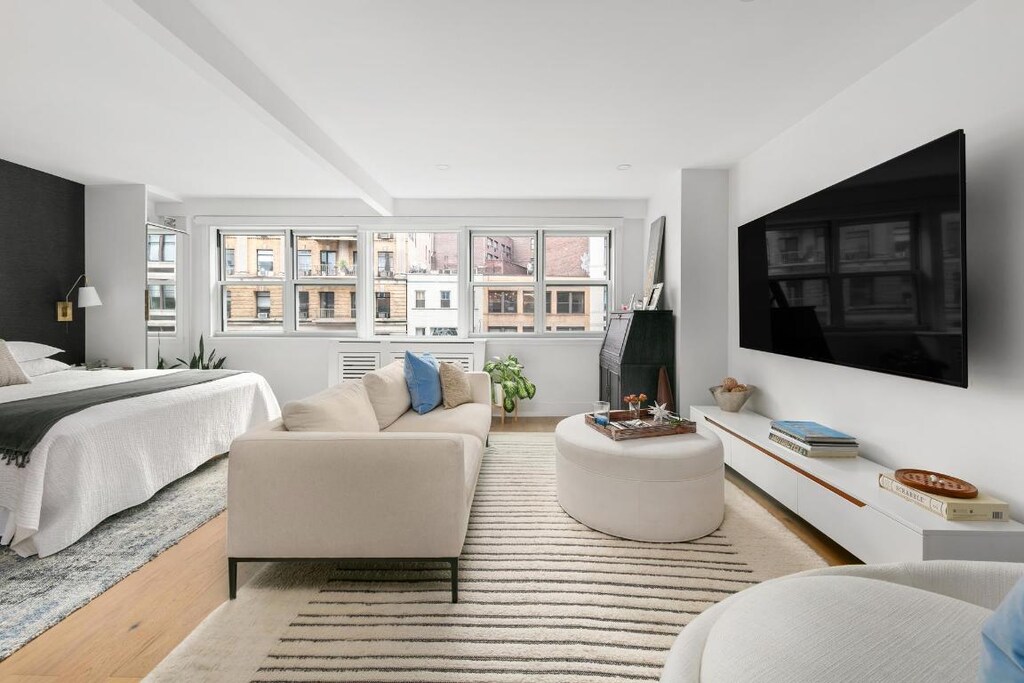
[647,283,664,310]
[626,292,636,311]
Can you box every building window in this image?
[320,250,337,276]
[256,291,271,319]
[319,291,335,318]
[377,251,393,277]
[488,290,518,313]
[556,290,585,314]
[297,291,309,319]
[297,250,312,276]
[415,290,426,308]
[523,291,535,314]
[487,326,518,333]
[376,291,391,319]
[256,249,274,276]
[440,290,451,309]
[350,291,357,318]
[224,248,235,276]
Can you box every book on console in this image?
[770,420,858,445]
[768,430,858,458]
[878,472,1008,522]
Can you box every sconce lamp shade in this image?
[77,286,102,308]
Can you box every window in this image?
[488,326,518,333]
[219,231,355,333]
[523,291,534,314]
[556,290,585,314]
[440,290,451,308]
[147,230,179,334]
[415,290,426,308]
[373,231,460,336]
[488,290,518,313]
[376,291,391,319]
[377,251,393,277]
[256,250,275,276]
[415,327,426,336]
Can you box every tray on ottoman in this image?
[585,410,696,440]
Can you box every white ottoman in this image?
[555,414,724,542]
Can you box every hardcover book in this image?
[878,472,1008,521]
[770,420,857,445]
[769,430,858,458]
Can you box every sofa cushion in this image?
[384,401,491,448]
[982,577,1024,681]
[699,574,991,683]
[362,360,412,429]
[281,380,379,433]
[404,351,442,414]
[439,361,473,409]
[0,341,30,388]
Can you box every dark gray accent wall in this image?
[0,158,85,364]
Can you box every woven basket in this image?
[709,385,755,412]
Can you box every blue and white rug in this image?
[0,455,227,660]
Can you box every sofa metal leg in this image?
[449,557,459,603]
[228,558,238,599]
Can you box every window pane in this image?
[373,232,459,335]
[222,284,284,331]
[472,286,534,333]
[296,284,356,332]
[842,275,917,327]
[295,235,357,278]
[838,220,913,273]
[471,234,535,282]
[766,225,827,276]
[543,286,607,332]
[774,278,831,327]
[147,229,177,334]
[222,234,285,280]
[544,234,608,279]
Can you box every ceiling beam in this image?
[105,0,393,216]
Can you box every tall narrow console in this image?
[692,405,1024,564]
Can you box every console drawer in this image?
[730,440,799,511]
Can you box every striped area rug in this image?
[146,434,825,682]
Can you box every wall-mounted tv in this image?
[738,130,967,387]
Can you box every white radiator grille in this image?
[388,351,474,371]
[337,352,380,380]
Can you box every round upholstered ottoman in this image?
[555,414,724,542]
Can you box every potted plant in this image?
[172,335,227,370]
[483,354,536,413]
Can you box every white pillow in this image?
[19,358,71,377]
[281,380,380,432]
[0,341,31,387]
[7,341,64,363]
[361,360,411,429]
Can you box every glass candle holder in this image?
[593,401,610,426]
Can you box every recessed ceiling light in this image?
[436,164,450,171]
[617,164,632,171]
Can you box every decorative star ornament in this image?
[648,403,672,422]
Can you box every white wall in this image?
[156,197,647,412]
[645,170,730,410]
[85,184,147,368]
[728,0,1024,515]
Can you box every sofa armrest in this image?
[467,371,491,405]
[227,431,470,559]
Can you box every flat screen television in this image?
[738,130,967,387]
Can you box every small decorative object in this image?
[623,393,648,419]
[174,335,227,370]
[895,469,978,499]
[644,216,665,304]
[483,354,536,414]
[585,409,696,440]
[656,365,675,413]
[649,402,673,424]
[709,378,754,412]
[593,401,611,426]
[647,283,664,310]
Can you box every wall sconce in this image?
[57,274,102,322]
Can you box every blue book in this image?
[770,420,857,445]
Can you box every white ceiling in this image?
[0,0,974,201]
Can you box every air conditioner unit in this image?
[257,312,269,319]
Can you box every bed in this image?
[0,367,279,557]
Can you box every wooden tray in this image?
[585,410,696,441]
[895,468,978,499]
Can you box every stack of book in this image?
[878,472,1008,521]
[768,420,859,458]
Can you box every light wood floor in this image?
[0,416,857,682]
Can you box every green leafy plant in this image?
[483,354,536,413]
[175,335,227,370]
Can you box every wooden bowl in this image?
[709,385,755,412]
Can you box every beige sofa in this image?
[226,362,492,603]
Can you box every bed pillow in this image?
[439,361,473,409]
[7,341,63,363]
[0,341,31,387]
[404,351,442,415]
[362,360,412,429]
[19,358,71,377]
[281,380,379,433]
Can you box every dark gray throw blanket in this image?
[0,370,241,467]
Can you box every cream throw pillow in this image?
[281,380,379,432]
[362,360,412,429]
[0,340,31,387]
[439,362,473,409]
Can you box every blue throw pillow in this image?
[404,351,442,414]
[981,577,1024,681]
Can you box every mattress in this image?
[0,368,279,557]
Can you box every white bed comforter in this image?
[0,368,279,557]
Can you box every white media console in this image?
[691,405,1024,564]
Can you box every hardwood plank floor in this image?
[0,416,856,681]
